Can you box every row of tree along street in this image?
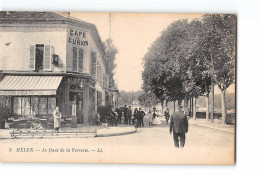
[141,14,236,124]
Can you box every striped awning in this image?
[0,76,63,95]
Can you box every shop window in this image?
[39,98,48,114]
[12,97,22,115]
[22,97,31,115]
[31,97,39,115]
[12,96,56,115]
[91,52,97,78]
[48,97,56,114]
[29,44,52,71]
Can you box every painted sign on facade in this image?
[68,29,88,46]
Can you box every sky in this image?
[70,12,235,94]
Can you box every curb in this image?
[96,129,137,137]
[190,123,234,134]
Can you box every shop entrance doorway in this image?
[69,92,83,124]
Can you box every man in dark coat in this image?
[139,108,145,127]
[117,107,122,124]
[133,108,138,126]
[123,105,128,124]
[128,106,132,125]
[169,105,189,148]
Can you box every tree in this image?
[103,39,118,88]
[138,92,160,110]
[142,19,209,117]
[142,15,235,124]
[200,14,236,124]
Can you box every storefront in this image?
[0,11,114,128]
[0,74,96,125]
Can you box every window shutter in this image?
[91,52,97,78]
[29,45,35,70]
[100,69,103,84]
[97,64,100,82]
[73,47,78,71]
[44,45,51,70]
[103,73,106,87]
[79,48,83,72]
[106,75,109,88]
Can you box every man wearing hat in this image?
[169,105,189,148]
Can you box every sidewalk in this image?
[0,124,137,139]
[188,118,235,134]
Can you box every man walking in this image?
[169,105,189,148]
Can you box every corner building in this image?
[0,12,111,124]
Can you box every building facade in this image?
[0,11,113,124]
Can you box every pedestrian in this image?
[139,108,145,127]
[123,105,128,124]
[147,110,153,126]
[53,106,61,133]
[133,108,138,126]
[164,107,170,125]
[169,105,189,148]
[118,107,122,124]
[128,106,132,125]
[152,107,161,125]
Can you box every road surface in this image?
[0,117,235,164]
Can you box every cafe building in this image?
[0,11,113,126]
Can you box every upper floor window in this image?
[91,52,97,78]
[97,63,102,84]
[29,44,52,71]
[72,47,84,72]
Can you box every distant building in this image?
[0,11,116,124]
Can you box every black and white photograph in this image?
[0,11,236,165]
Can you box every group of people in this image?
[52,104,189,148]
[115,105,146,127]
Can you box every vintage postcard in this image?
[0,11,236,164]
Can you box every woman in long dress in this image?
[146,110,153,126]
[152,107,161,125]
[53,106,61,132]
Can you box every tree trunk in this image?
[206,92,209,121]
[189,97,192,116]
[221,89,227,125]
[191,97,193,117]
[174,101,176,113]
[210,84,214,123]
[161,100,164,114]
[184,95,189,115]
[193,97,196,120]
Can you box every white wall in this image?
[0,25,67,72]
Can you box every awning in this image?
[0,76,63,96]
